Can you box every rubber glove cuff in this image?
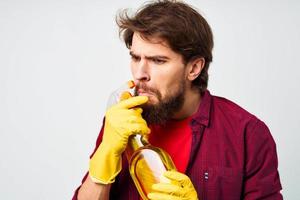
[89,143,122,184]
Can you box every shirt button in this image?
[204,172,209,180]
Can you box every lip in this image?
[138,92,152,96]
[137,90,153,96]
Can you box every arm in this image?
[243,119,283,199]
[73,96,149,199]
[78,175,111,200]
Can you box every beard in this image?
[134,79,185,125]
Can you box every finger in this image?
[123,108,144,118]
[132,107,143,114]
[142,133,150,141]
[163,171,190,185]
[126,116,148,125]
[106,109,146,127]
[116,96,148,109]
[126,123,151,135]
[151,183,182,195]
[119,91,132,101]
[148,192,182,200]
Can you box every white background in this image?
[0,0,299,199]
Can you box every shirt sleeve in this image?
[71,119,105,200]
[243,119,283,199]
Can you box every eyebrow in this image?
[129,51,170,60]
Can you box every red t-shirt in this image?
[149,116,193,173]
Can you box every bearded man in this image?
[73,1,282,199]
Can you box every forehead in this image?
[131,32,181,58]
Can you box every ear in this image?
[186,57,205,81]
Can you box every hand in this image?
[148,171,198,200]
[89,96,150,184]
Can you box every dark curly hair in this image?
[116,0,214,94]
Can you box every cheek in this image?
[157,70,184,98]
[146,95,159,105]
[150,71,168,97]
[130,62,136,76]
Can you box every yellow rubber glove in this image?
[148,171,198,200]
[89,96,150,184]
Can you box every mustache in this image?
[135,84,155,93]
[134,83,162,99]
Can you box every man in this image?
[73,1,283,199]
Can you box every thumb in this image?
[164,171,191,186]
[119,91,132,101]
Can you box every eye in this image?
[152,58,166,65]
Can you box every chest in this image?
[111,124,245,200]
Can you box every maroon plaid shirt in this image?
[73,90,282,200]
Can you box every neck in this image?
[172,87,201,120]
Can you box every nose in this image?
[132,58,150,83]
